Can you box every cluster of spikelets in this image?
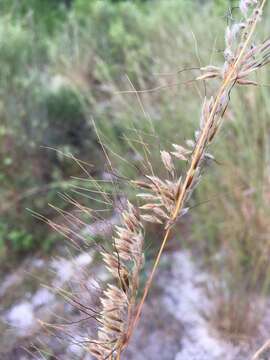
[135,0,269,231]
[88,1,269,359]
[89,201,144,359]
[199,0,270,86]
[134,144,192,228]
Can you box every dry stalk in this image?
[88,0,269,358]
[252,339,270,359]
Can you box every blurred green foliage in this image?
[0,0,265,259]
[0,0,69,33]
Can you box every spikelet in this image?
[89,201,144,359]
[200,97,214,130]
[225,23,246,49]
[223,0,266,80]
[171,144,191,161]
[239,0,258,17]
[135,141,194,227]
[160,150,175,175]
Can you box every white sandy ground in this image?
[1,248,270,359]
[160,252,239,360]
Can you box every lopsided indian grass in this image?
[89,1,269,358]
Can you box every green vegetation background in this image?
[0,0,265,263]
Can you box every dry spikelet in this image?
[160,150,175,175]
[171,144,191,161]
[240,0,258,17]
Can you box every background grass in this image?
[0,0,224,256]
